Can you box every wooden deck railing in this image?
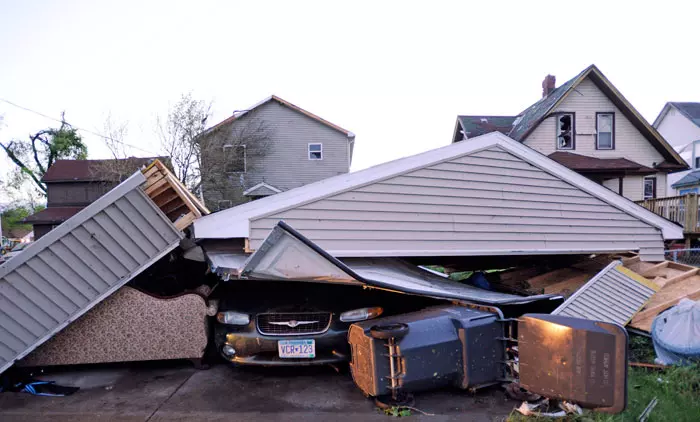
[636,193,700,233]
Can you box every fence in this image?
[666,248,700,267]
[636,193,700,233]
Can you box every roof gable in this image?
[194,132,683,242]
[655,102,700,129]
[508,65,686,167]
[201,95,355,139]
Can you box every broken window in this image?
[556,113,574,150]
[308,143,323,160]
[597,113,614,149]
[223,144,246,173]
[643,177,656,200]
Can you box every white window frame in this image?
[555,113,575,150]
[308,143,323,160]
[223,144,247,173]
[596,113,614,150]
[643,176,656,200]
[217,200,232,211]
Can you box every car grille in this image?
[257,312,332,336]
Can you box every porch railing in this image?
[636,193,700,233]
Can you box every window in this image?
[596,113,614,150]
[223,144,246,173]
[695,156,700,169]
[217,200,232,211]
[643,177,657,200]
[308,143,323,160]
[556,113,574,150]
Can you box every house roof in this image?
[22,207,85,224]
[42,157,164,183]
[193,132,683,241]
[671,169,700,188]
[5,228,31,239]
[455,116,515,139]
[654,102,700,129]
[548,151,657,174]
[458,65,686,168]
[201,95,355,139]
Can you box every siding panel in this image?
[0,172,183,374]
[250,146,664,257]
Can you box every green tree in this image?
[0,114,87,196]
[0,204,43,234]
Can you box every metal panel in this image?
[552,261,659,325]
[238,222,562,306]
[0,171,183,374]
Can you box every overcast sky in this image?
[2,1,700,203]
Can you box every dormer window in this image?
[596,113,614,150]
[556,113,575,150]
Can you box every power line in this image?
[0,97,161,156]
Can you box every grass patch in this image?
[507,365,700,421]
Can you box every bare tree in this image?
[198,115,273,206]
[157,93,211,192]
[158,94,272,204]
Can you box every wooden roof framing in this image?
[141,160,210,231]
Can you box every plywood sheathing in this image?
[141,160,210,231]
[497,254,700,333]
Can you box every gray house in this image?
[198,96,355,210]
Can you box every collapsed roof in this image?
[195,132,682,261]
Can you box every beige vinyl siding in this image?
[250,146,665,260]
[602,178,620,194]
[623,173,667,201]
[523,78,665,168]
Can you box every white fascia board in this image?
[242,182,282,196]
[193,131,683,240]
[652,103,673,128]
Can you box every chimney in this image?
[542,74,556,97]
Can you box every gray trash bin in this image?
[348,305,504,397]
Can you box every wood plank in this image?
[630,287,700,332]
[142,165,160,179]
[144,177,169,196]
[542,273,592,296]
[523,268,581,290]
[154,191,181,209]
[640,262,669,277]
[656,268,699,289]
[174,213,196,231]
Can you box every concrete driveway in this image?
[0,361,516,421]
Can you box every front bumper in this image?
[216,325,350,366]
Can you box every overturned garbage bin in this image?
[348,305,628,413]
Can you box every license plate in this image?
[278,339,315,358]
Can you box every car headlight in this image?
[340,307,384,322]
[216,311,250,325]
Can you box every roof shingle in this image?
[456,116,515,139]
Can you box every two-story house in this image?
[453,65,688,201]
[198,95,355,210]
[23,157,160,239]
[653,102,700,195]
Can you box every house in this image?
[23,157,163,239]
[653,102,700,194]
[197,95,355,210]
[452,65,688,202]
[194,132,682,262]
